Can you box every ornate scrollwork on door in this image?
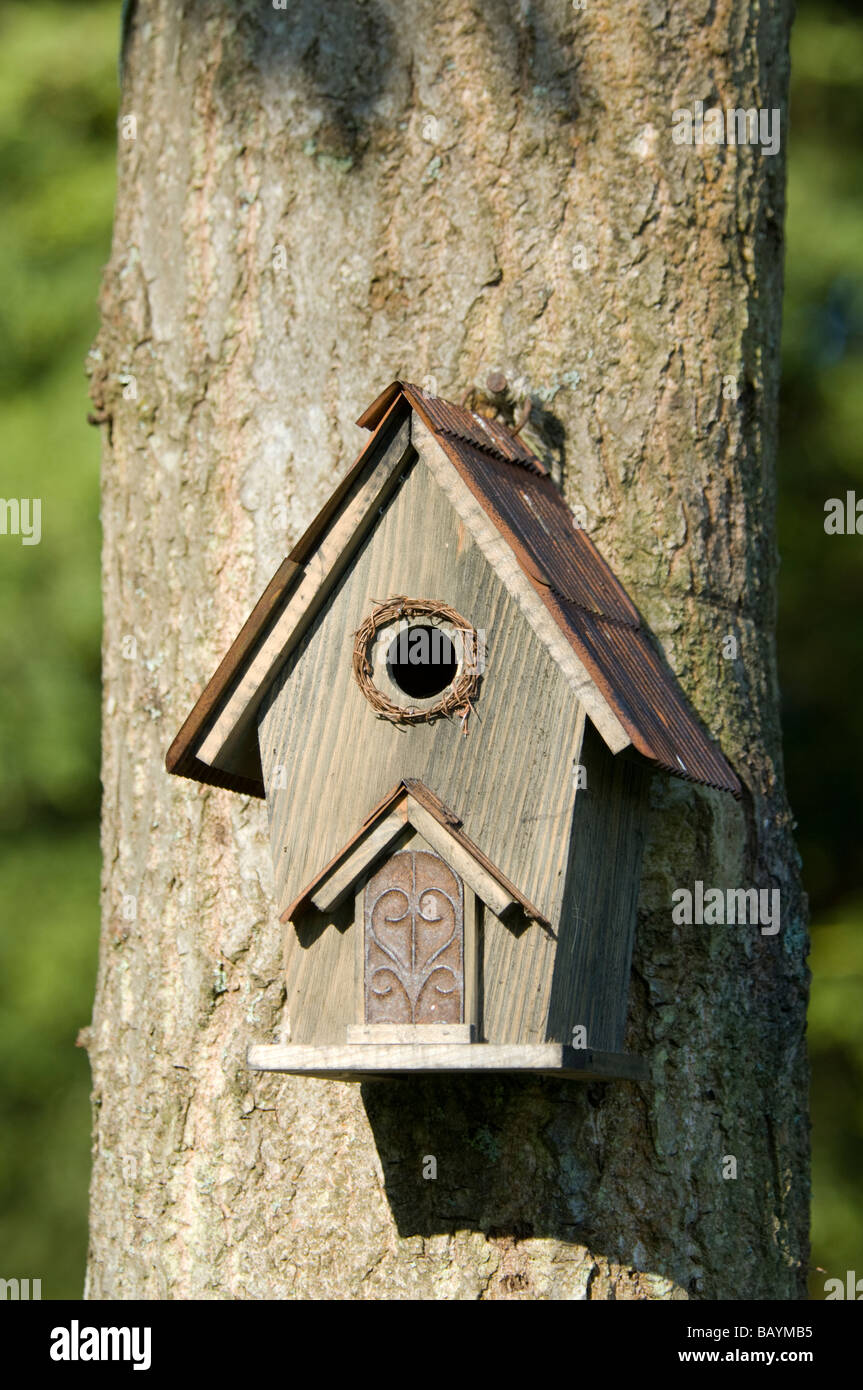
[364,850,464,1025]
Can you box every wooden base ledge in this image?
[246,1042,648,1083]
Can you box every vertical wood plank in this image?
[259,453,583,923]
[547,723,651,1052]
[260,445,589,1046]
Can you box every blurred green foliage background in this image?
[0,0,859,1299]
[778,0,863,1296]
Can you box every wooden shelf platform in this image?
[246,1043,648,1083]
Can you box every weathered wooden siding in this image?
[547,721,652,1052]
[482,904,557,1044]
[285,862,556,1047]
[197,414,414,784]
[285,898,356,1046]
[259,436,587,1043]
[285,825,480,1045]
[258,441,585,918]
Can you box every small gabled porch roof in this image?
[282,778,549,929]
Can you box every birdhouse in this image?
[167,381,740,1082]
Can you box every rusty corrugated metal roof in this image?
[360,380,545,472]
[363,382,741,797]
[167,379,741,799]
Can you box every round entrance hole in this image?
[385,624,458,699]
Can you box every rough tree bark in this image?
[84,0,807,1299]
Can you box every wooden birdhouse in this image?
[167,381,740,1082]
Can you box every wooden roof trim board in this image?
[165,380,741,798]
[165,555,301,796]
[195,410,413,775]
[360,380,545,472]
[401,387,739,795]
[282,778,550,928]
[409,416,631,756]
[165,396,412,795]
[168,405,414,793]
[415,422,738,793]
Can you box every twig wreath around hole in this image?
[352,596,481,727]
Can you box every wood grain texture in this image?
[547,723,652,1053]
[258,449,586,930]
[247,1042,648,1083]
[283,897,356,1046]
[482,899,560,1045]
[310,810,407,912]
[412,419,631,754]
[405,800,516,920]
[464,886,479,1031]
[346,1024,473,1043]
[198,414,413,778]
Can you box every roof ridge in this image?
[434,421,547,475]
[359,379,549,475]
[400,383,549,476]
[282,776,549,926]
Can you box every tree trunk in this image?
[85,0,807,1299]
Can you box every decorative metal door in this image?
[364,850,464,1025]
